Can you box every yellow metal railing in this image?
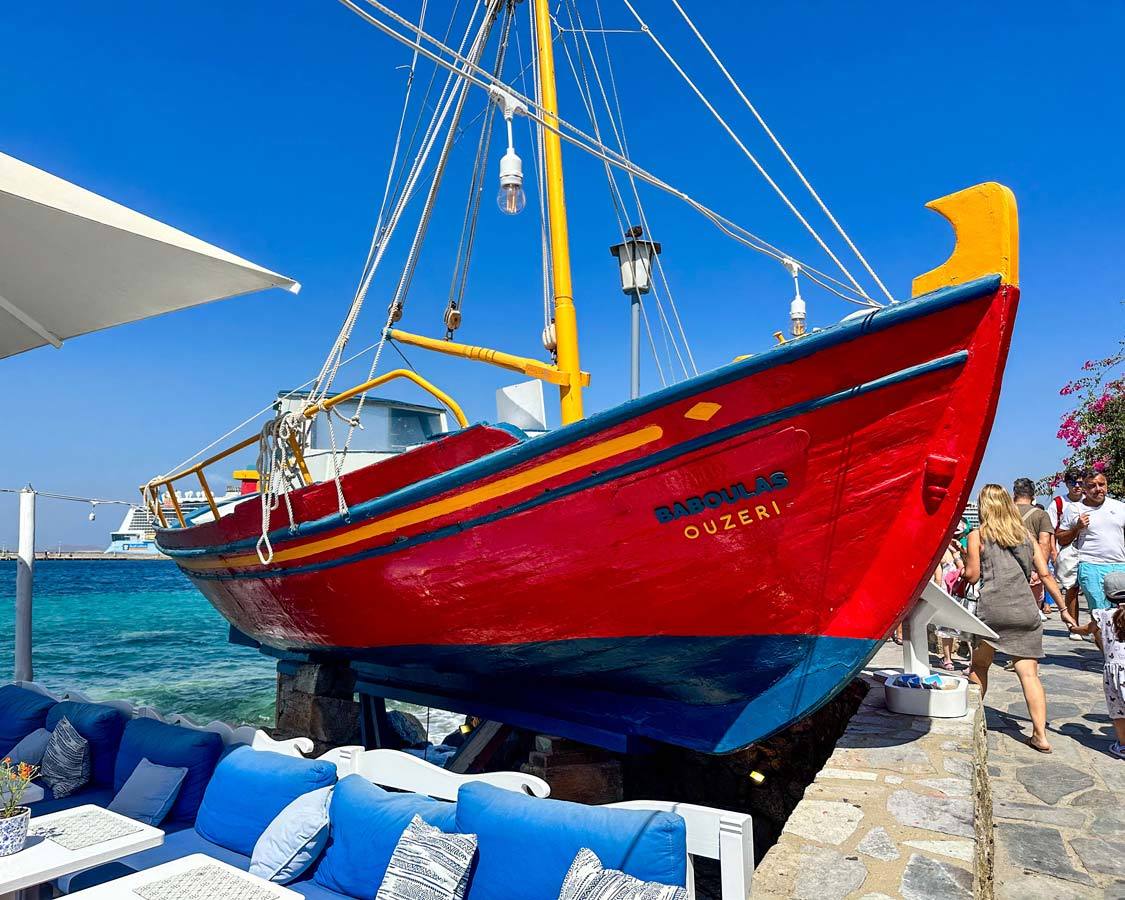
[140,369,467,527]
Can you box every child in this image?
[1069,572,1125,759]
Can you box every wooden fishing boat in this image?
[146,0,1019,753]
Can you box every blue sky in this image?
[1,0,1123,546]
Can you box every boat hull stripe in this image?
[159,274,999,560]
[184,349,968,578]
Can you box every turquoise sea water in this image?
[0,559,278,726]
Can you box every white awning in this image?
[0,150,300,360]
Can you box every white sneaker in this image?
[1039,611,1049,622]
[1069,633,1084,641]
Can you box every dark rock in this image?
[899,853,972,900]
[996,823,1093,884]
[1015,763,1094,805]
[387,709,429,747]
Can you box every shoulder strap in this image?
[1020,506,1036,522]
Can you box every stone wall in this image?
[273,662,361,756]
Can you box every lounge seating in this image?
[3,684,754,898]
[0,682,56,755]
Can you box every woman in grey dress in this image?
[964,484,1076,753]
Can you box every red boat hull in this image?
[158,275,1017,752]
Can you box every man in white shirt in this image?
[1058,471,1125,643]
[1049,468,1087,638]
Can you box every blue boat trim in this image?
[315,633,881,754]
[161,273,999,559]
[184,349,967,578]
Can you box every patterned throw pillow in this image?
[375,814,477,900]
[558,849,689,900]
[40,716,91,799]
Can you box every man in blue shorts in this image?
[1058,471,1125,649]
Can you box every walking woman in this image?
[964,484,1078,753]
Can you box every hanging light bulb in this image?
[492,88,527,216]
[497,146,526,216]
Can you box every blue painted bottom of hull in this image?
[315,633,881,754]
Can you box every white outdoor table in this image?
[0,804,163,900]
[65,853,302,899]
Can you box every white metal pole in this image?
[629,289,641,400]
[15,486,35,681]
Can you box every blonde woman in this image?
[964,484,1077,753]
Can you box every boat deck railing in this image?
[140,369,467,528]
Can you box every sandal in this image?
[939,660,956,671]
[1027,738,1052,754]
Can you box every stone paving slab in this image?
[752,640,981,899]
[988,616,1125,897]
[752,611,1125,898]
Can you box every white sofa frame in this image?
[9,685,754,898]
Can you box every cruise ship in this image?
[105,488,242,554]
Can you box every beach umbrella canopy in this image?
[0,150,300,360]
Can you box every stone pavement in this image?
[751,614,1125,899]
[987,615,1125,898]
[752,640,984,899]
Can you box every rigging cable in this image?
[561,0,695,378]
[617,0,879,307]
[554,2,684,380]
[444,0,517,339]
[667,0,894,304]
[586,0,696,373]
[337,0,877,306]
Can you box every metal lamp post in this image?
[609,226,662,400]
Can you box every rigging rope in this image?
[667,0,895,305]
[561,0,696,378]
[339,1,501,463]
[337,0,878,306]
[618,0,879,307]
[445,2,516,339]
[555,3,685,379]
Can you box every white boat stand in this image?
[885,581,998,718]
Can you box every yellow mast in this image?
[533,0,584,424]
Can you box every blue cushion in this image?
[28,784,115,816]
[113,718,223,824]
[314,775,456,899]
[46,702,127,787]
[58,825,250,894]
[250,785,332,884]
[288,878,351,900]
[195,747,337,856]
[8,727,51,766]
[108,758,188,826]
[0,685,56,754]
[457,782,687,900]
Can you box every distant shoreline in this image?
[0,551,168,561]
